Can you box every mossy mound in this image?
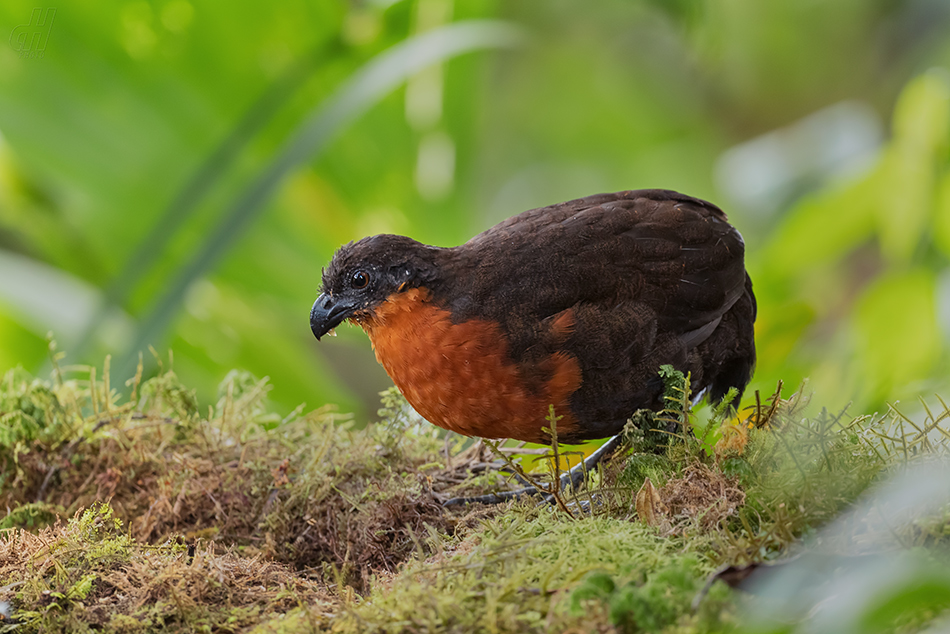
[3,354,950,632]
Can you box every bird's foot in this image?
[442,434,623,507]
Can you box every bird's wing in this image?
[451,190,747,355]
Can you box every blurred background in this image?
[1,0,950,423]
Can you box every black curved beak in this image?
[310,293,352,340]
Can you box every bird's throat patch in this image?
[358,287,582,443]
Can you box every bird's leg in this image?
[453,438,534,486]
[442,433,623,507]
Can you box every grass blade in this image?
[115,20,524,380]
[68,41,338,364]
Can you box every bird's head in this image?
[310,234,442,340]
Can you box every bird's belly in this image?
[358,288,581,444]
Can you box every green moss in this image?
[3,357,950,632]
[325,508,722,633]
[618,453,674,489]
[1,502,331,633]
[0,501,63,530]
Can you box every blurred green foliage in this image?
[755,71,950,412]
[0,0,949,420]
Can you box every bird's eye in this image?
[350,270,369,289]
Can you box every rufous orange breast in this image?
[357,287,582,443]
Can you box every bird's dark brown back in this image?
[433,189,757,441]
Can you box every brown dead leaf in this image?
[635,477,668,528]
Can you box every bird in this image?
[310,189,756,454]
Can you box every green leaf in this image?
[931,166,950,258]
[852,268,940,400]
[762,171,877,280]
[859,577,950,632]
[875,70,950,263]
